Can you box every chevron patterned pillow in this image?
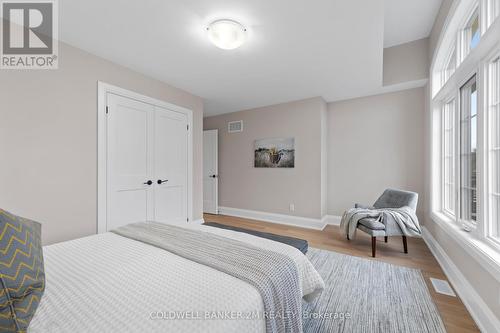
[0,209,45,333]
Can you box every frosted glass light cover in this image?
[207,19,247,50]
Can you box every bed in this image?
[29,221,324,333]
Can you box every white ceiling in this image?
[384,0,442,48]
[59,0,441,116]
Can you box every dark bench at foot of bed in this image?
[203,222,309,254]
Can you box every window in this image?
[459,76,478,225]
[431,0,500,268]
[470,15,481,49]
[488,56,500,239]
[442,100,456,215]
[462,10,481,60]
[433,1,500,95]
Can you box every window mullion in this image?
[487,57,500,240]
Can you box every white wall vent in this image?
[430,278,456,297]
[228,120,243,133]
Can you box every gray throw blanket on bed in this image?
[112,221,303,333]
[340,206,422,239]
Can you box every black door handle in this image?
[143,180,153,186]
[157,179,168,184]
[210,175,218,178]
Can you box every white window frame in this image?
[484,0,500,28]
[459,7,480,63]
[458,74,480,230]
[485,49,500,247]
[441,98,457,218]
[442,46,457,86]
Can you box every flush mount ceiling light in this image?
[207,19,247,50]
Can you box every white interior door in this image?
[99,82,193,233]
[154,106,188,223]
[203,129,218,214]
[106,93,154,230]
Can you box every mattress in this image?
[29,222,324,333]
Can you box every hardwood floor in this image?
[204,213,479,333]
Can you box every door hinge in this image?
[187,124,189,131]
[187,217,189,222]
[105,106,109,114]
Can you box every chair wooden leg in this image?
[371,237,376,257]
[402,236,408,254]
[384,236,388,243]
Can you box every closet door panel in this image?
[154,107,188,222]
[107,94,155,229]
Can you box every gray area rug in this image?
[304,248,446,333]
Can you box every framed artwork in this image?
[254,137,295,168]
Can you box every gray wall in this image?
[204,89,426,221]
[0,42,204,245]
[327,88,426,217]
[203,97,326,219]
[383,38,429,86]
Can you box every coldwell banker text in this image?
[1,0,58,69]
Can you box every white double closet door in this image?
[106,93,188,230]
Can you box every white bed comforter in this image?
[29,222,324,333]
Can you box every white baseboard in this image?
[191,218,205,225]
[325,215,342,226]
[218,206,330,230]
[422,227,500,333]
[217,207,343,230]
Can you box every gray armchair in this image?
[351,189,419,257]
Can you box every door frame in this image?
[97,81,193,233]
[203,129,219,214]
